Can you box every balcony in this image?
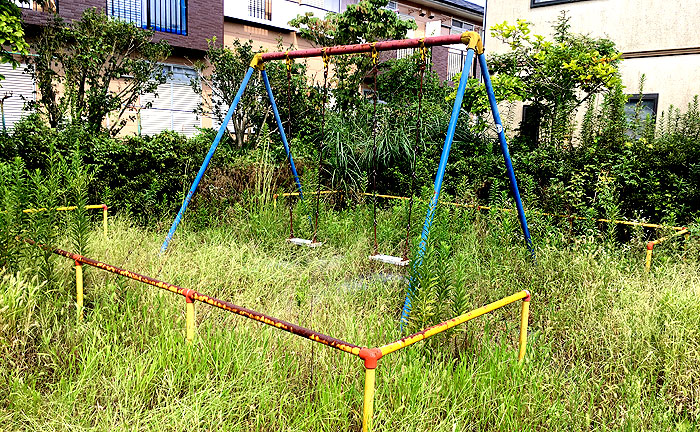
[225,0,338,31]
[106,0,187,35]
[13,0,57,13]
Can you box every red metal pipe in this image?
[23,238,363,357]
[260,34,466,62]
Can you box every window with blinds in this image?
[140,65,200,137]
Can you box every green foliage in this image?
[290,0,416,109]
[469,13,621,146]
[24,8,171,133]
[191,38,321,152]
[0,0,29,73]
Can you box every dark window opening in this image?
[625,93,658,138]
[520,104,540,143]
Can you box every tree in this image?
[290,0,416,109]
[0,0,30,74]
[191,38,320,151]
[24,8,171,134]
[459,13,621,147]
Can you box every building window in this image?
[107,0,188,35]
[248,0,271,20]
[531,0,590,7]
[520,105,540,142]
[624,93,658,137]
[140,64,200,137]
[450,18,474,35]
[625,93,658,121]
[385,1,398,11]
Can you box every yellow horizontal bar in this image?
[651,228,690,246]
[272,190,340,199]
[379,290,529,357]
[22,204,106,214]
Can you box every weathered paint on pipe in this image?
[102,205,108,238]
[386,290,529,357]
[400,47,475,326]
[518,295,530,362]
[24,238,362,356]
[261,34,466,62]
[644,228,690,272]
[479,52,535,261]
[160,66,255,253]
[186,295,195,343]
[362,367,377,432]
[75,261,83,321]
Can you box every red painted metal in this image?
[646,242,654,250]
[359,347,383,369]
[260,34,465,62]
[23,238,363,357]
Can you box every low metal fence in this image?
[25,237,531,431]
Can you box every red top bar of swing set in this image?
[252,32,484,66]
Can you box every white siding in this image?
[0,63,34,131]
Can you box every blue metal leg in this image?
[400,49,475,326]
[478,53,535,261]
[160,66,255,253]
[261,70,305,199]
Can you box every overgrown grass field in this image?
[1,202,699,431]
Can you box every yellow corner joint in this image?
[362,367,377,432]
[518,292,531,362]
[250,53,265,71]
[461,31,484,55]
[75,261,84,321]
[186,296,195,343]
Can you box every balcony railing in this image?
[248,0,271,21]
[107,0,187,35]
[13,0,57,12]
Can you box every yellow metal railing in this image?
[21,204,109,237]
[645,228,691,273]
[26,238,531,431]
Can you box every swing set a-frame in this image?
[159,31,535,324]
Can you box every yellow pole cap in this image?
[250,53,265,71]
[461,31,484,55]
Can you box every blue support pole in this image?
[478,53,535,260]
[400,49,475,326]
[261,70,305,200]
[160,66,255,253]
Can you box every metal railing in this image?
[19,204,109,237]
[25,237,532,432]
[106,0,187,35]
[645,228,691,272]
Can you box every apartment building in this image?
[226,0,484,82]
[3,0,223,135]
[484,0,700,126]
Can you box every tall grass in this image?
[1,200,698,430]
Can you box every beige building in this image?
[484,0,700,127]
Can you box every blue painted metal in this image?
[400,49,475,326]
[261,70,305,200]
[478,53,535,260]
[160,66,255,253]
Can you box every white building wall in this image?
[485,0,700,119]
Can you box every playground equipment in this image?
[20,204,109,237]
[25,236,531,432]
[645,228,690,272]
[159,32,534,324]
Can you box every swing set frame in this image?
[160,31,535,325]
